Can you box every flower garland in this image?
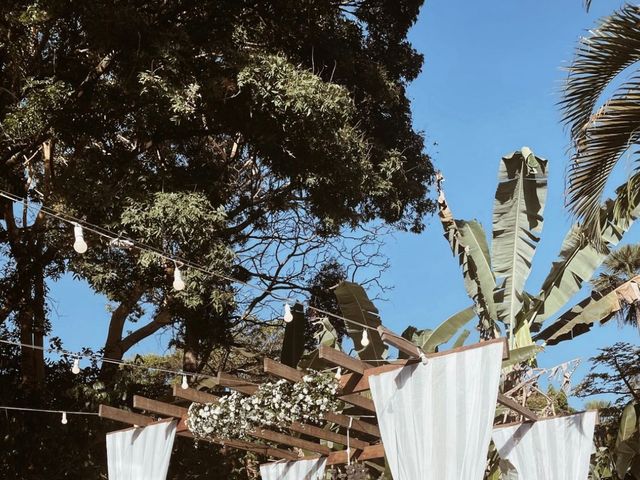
[187,371,339,440]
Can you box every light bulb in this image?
[283,303,293,323]
[335,368,342,380]
[173,265,186,291]
[73,224,88,254]
[181,374,189,390]
[71,358,80,375]
[61,412,68,424]
[361,330,370,347]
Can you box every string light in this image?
[0,191,388,335]
[360,330,370,347]
[61,412,68,424]
[335,367,342,380]
[173,264,186,291]
[181,375,189,390]
[0,405,98,419]
[72,223,88,253]
[283,304,294,323]
[71,358,80,374]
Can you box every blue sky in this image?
[49,1,638,406]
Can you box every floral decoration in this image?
[187,371,339,440]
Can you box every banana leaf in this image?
[334,281,388,361]
[453,329,470,348]
[423,306,475,353]
[492,147,548,337]
[534,290,620,345]
[501,345,543,369]
[399,326,432,359]
[298,317,339,370]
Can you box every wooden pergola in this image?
[98,332,539,466]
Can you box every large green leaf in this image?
[453,329,470,348]
[437,175,496,331]
[617,402,638,448]
[501,345,543,369]
[423,306,475,353]
[333,281,388,361]
[492,147,548,341]
[399,326,432,359]
[280,303,306,368]
[297,317,339,370]
[534,289,620,345]
[528,195,640,332]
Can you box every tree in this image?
[0,0,435,388]
[576,343,640,479]
[435,147,640,351]
[592,244,640,328]
[561,4,640,243]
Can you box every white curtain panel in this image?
[491,411,597,480]
[259,458,327,480]
[107,419,177,480]
[369,341,505,480]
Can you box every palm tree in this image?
[561,5,640,244]
[592,243,640,327]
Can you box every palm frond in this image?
[561,5,640,142]
[566,74,640,241]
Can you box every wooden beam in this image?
[298,443,385,466]
[496,394,539,422]
[289,421,369,450]
[323,413,380,438]
[379,327,421,358]
[318,346,372,374]
[493,409,599,429]
[263,358,379,417]
[133,395,187,418]
[172,385,219,404]
[252,428,331,455]
[100,404,297,461]
[339,338,510,394]
[217,372,259,395]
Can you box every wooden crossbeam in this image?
[263,358,380,437]
[298,443,385,466]
[134,395,187,419]
[172,385,220,404]
[100,404,297,461]
[379,327,422,358]
[496,394,539,422]
[318,346,373,374]
[217,372,259,395]
[289,421,369,450]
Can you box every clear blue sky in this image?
[50,0,638,406]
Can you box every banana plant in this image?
[438,147,640,350]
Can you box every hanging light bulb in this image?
[361,329,370,347]
[71,358,80,375]
[283,303,294,323]
[181,374,189,390]
[335,367,342,380]
[73,223,88,254]
[61,412,68,425]
[173,264,186,291]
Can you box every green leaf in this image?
[334,281,388,361]
[399,326,432,359]
[437,178,496,331]
[453,329,470,348]
[298,317,339,370]
[502,345,543,369]
[492,147,548,341]
[617,402,638,448]
[423,306,475,353]
[280,303,306,368]
[534,289,620,345]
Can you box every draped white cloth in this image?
[259,458,327,480]
[491,411,597,480]
[106,419,177,480]
[369,341,504,480]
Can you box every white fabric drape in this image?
[491,411,597,480]
[369,341,504,480]
[259,458,327,480]
[107,419,177,480]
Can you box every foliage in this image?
[437,146,640,349]
[187,373,339,441]
[576,343,640,479]
[561,4,640,243]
